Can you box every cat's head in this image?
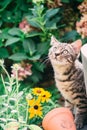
[49,36,82,66]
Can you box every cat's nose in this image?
[55,53,60,57]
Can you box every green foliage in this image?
[0,0,63,83]
[0,0,86,129]
[61,30,81,42]
[61,0,83,3]
[29,125,43,130]
[0,0,85,85]
[61,0,70,3]
[0,62,59,130]
[0,61,40,130]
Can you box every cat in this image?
[48,36,87,129]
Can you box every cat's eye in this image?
[63,50,68,54]
[53,47,57,51]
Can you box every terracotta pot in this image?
[42,107,76,130]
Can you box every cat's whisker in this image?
[40,57,50,65]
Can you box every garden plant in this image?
[0,0,87,130]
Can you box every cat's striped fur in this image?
[48,36,87,129]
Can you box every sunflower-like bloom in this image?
[39,91,52,103]
[27,88,52,119]
[32,87,45,96]
[32,87,52,103]
[28,98,43,119]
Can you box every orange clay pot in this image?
[42,107,76,130]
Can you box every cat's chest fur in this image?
[54,60,84,104]
[55,75,74,102]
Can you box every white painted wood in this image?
[81,44,87,94]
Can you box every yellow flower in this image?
[40,91,52,103]
[28,99,43,119]
[32,87,45,96]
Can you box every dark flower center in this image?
[43,95,46,97]
[34,105,38,109]
[37,90,41,93]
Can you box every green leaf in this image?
[61,30,79,41]
[76,0,83,2]
[0,0,12,12]
[5,37,20,46]
[0,21,2,27]
[26,16,41,29]
[29,125,43,130]
[33,62,45,72]
[45,8,60,19]
[61,0,70,3]
[0,108,8,114]
[0,118,6,122]
[37,42,49,55]
[9,53,28,61]
[0,123,5,129]
[5,122,19,129]
[26,31,42,38]
[46,17,61,29]
[28,54,41,60]
[0,28,10,39]
[8,28,22,36]
[0,40,3,47]
[23,39,36,56]
[30,72,42,83]
[0,48,9,58]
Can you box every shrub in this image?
[0,0,86,85]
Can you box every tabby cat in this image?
[48,36,87,129]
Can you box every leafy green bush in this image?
[0,0,87,91]
[0,0,87,97]
[1,0,87,129]
[0,60,60,130]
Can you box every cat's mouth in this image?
[49,52,63,61]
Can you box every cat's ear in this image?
[71,39,82,55]
[50,36,60,46]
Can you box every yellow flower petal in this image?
[28,98,43,119]
[40,91,51,103]
[32,87,45,96]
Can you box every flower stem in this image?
[26,104,29,124]
[15,70,20,121]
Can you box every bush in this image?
[0,0,87,85]
[0,0,87,129]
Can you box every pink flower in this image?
[78,0,87,15]
[19,19,36,34]
[11,63,32,81]
[76,15,87,38]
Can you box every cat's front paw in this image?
[75,117,84,129]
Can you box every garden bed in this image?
[0,0,87,130]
